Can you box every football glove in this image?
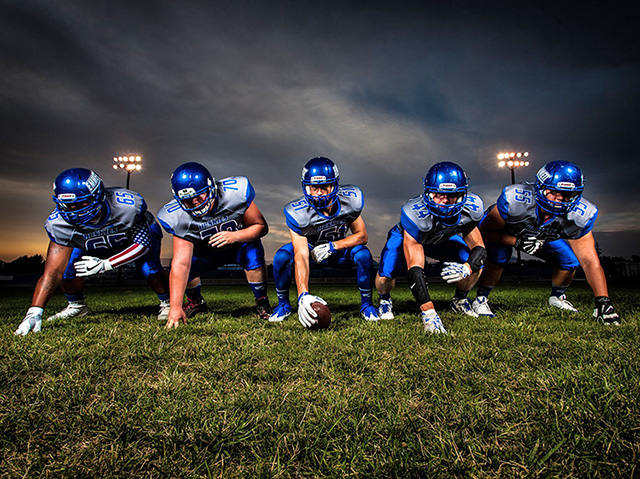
[15,307,44,336]
[514,235,545,255]
[593,296,620,326]
[440,262,471,283]
[310,242,336,263]
[297,292,327,328]
[74,256,113,277]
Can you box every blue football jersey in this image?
[157,176,255,246]
[495,183,598,241]
[399,192,484,245]
[284,184,364,247]
[44,187,154,251]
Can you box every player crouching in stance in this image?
[472,160,619,325]
[375,162,486,334]
[157,162,271,328]
[15,168,170,336]
[269,156,379,327]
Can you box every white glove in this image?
[310,242,336,263]
[297,292,327,328]
[440,262,471,283]
[74,256,113,277]
[515,236,545,255]
[15,307,44,336]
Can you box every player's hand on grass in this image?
[593,296,620,326]
[165,307,187,329]
[310,242,335,263]
[440,262,471,283]
[297,292,327,328]
[15,307,43,336]
[74,256,113,277]
[514,236,545,255]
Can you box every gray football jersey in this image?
[495,183,598,241]
[399,193,484,245]
[157,176,255,246]
[44,187,154,250]
[284,184,363,247]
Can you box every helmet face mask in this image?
[301,157,340,213]
[171,162,217,217]
[535,161,584,215]
[422,162,468,219]
[53,168,106,226]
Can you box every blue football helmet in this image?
[422,162,468,218]
[301,157,340,212]
[52,168,106,226]
[535,161,584,215]
[171,162,217,217]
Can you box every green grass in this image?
[1,282,639,478]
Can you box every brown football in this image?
[310,302,331,330]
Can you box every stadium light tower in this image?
[497,151,529,184]
[113,155,142,189]
[497,151,530,282]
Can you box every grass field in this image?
[1,281,639,478]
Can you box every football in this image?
[310,302,331,330]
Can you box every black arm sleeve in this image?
[408,266,431,306]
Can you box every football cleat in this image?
[268,303,292,322]
[46,301,89,321]
[471,296,496,317]
[255,297,272,320]
[421,309,447,334]
[361,304,380,321]
[378,298,394,320]
[158,300,171,320]
[450,298,479,317]
[183,297,207,318]
[548,294,578,312]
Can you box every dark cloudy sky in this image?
[1,0,639,263]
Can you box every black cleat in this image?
[183,298,208,318]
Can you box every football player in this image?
[471,160,620,325]
[375,162,486,334]
[157,162,271,328]
[15,168,170,336]
[269,156,379,327]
